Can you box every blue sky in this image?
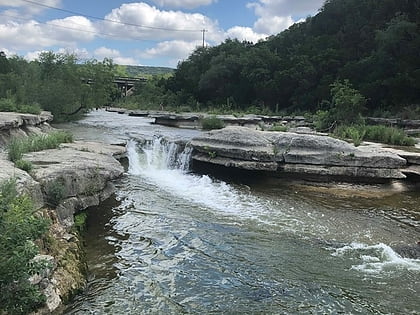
[0,0,325,67]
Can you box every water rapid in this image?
[61,111,420,315]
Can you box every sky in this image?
[0,0,325,68]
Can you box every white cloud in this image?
[46,16,96,42]
[139,40,201,66]
[0,47,16,57]
[248,0,324,17]
[99,3,220,42]
[247,0,324,35]
[0,0,62,17]
[0,16,94,50]
[151,0,217,9]
[224,26,267,43]
[94,46,138,65]
[253,15,293,34]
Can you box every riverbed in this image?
[57,110,420,314]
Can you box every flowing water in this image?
[57,110,420,314]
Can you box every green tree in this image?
[330,80,366,125]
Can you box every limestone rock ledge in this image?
[22,142,125,313]
[191,126,409,182]
[0,111,53,146]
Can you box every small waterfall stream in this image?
[61,110,420,315]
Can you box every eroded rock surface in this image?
[191,126,408,181]
[0,111,53,146]
[23,143,124,226]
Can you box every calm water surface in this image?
[57,110,420,314]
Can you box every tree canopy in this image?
[132,0,419,116]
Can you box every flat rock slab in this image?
[61,141,126,157]
[190,126,408,181]
[24,147,124,198]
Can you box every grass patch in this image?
[269,124,288,132]
[364,125,416,146]
[201,116,225,130]
[334,125,415,146]
[8,131,73,162]
[14,159,33,172]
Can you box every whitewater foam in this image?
[332,242,420,274]
[126,138,269,220]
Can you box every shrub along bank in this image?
[0,180,50,315]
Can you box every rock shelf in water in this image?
[190,126,417,182]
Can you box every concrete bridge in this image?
[114,77,147,96]
[83,76,147,97]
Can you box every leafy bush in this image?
[45,178,67,207]
[313,109,336,131]
[201,116,225,130]
[0,97,18,112]
[74,212,88,232]
[17,103,42,115]
[8,131,73,162]
[0,98,42,114]
[0,179,50,314]
[15,159,33,172]
[334,125,366,146]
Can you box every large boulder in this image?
[190,126,407,181]
[23,143,124,227]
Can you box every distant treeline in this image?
[0,52,118,121]
[125,65,174,77]
[125,0,419,117]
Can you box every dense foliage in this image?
[126,0,419,117]
[0,180,50,315]
[0,52,118,121]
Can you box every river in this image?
[56,110,420,314]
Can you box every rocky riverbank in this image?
[190,126,420,183]
[0,112,125,313]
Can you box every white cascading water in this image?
[126,138,267,219]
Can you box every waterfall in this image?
[127,137,192,174]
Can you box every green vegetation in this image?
[201,116,225,130]
[0,52,118,121]
[74,212,88,232]
[334,125,415,146]
[269,124,288,132]
[45,178,67,207]
[14,159,33,172]
[8,131,73,162]
[119,0,418,120]
[0,179,50,315]
[0,98,41,115]
[125,65,174,77]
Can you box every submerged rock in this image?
[190,126,408,182]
